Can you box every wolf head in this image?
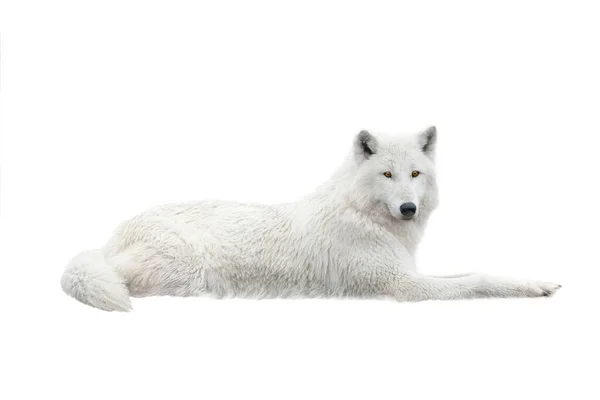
[348,127,439,223]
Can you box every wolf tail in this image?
[61,250,132,312]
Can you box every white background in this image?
[1,1,599,399]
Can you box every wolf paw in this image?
[527,281,562,297]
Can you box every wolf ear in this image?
[355,130,378,160]
[418,126,437,158]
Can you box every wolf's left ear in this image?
[418,126,437,158]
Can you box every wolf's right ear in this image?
[354,130,378,161]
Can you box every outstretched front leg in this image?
[391,272,561,302]
[426,272,474,279]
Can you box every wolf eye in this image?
[383,171,392,178]
[411,170,420,178]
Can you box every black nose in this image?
[400,202,417,217]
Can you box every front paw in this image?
[525,281,562,297]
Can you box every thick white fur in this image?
[61,127,560,311]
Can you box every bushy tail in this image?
[61,250,132,312]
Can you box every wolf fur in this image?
[61,127,561,311]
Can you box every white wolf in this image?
[61,127,561,311]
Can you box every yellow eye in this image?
[383,171,392,178]
[411,170,420,178]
